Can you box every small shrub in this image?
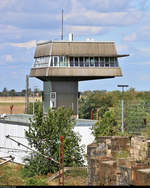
[25,177,48,186]
[65,168,87,178]
[114,150,130,160]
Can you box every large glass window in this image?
[110,57,114,67]
[114,57,118,67]
[59,56,63,66]
[94,57,99,67]
[75,57,78,67]
[105,57,109,67]
[70,57,74,66]
[64,56,68,66]
[50,56,53,66]
[34,57,49,68]
[59,56,68,67]
[90,57,94,67]
[54,56,58,66]
[100,57,104,67]
[85,57,89,67]
[79,57,84,67]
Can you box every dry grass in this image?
[0,96,42,103]
[0,103,25,114]
[0,96,42,114]
[0,161,88,186]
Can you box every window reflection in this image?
[34,56,119,68]
[85,57,89,67]
[90,57,94,67]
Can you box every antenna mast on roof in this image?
[61,9,64,40]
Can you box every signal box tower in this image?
[30,34,129,117]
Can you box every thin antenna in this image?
[61,9,64,40]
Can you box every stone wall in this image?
[130,136,150,161]
[87,136,150,186]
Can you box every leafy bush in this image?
[28,101,42,114]
[91,108,121,140]
[24,106,84,176]
[25,177,48,186]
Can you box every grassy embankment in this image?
[0,161,88,186]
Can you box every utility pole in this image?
[61,9,64,40]
[25,75,29,114]
[58,136,64,185]
[33,86,38,115]
[117,85,128,132]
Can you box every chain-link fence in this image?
[116,100,150,135]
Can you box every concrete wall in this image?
[43,80,78,115]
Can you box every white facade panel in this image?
[0,122,94,165]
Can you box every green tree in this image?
[24,106,84,176]
[28,101,42,114]
[91,108,121,141]
[9,89,16,96]
[2,87,8,96]
[79,90,113,119]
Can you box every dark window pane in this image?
[70,57,74,66]
[60,56,63,62]
[54,56,58,66]
[90,57,94,66]
[50,57,53,66]
[100,62,104,67]
[110,57,114,62]
[79,57,83,67]
[95,57,99,67]
[85,57,89,67]
[100,57,104,62]
[105,57,109,62]
[75,57,78,66]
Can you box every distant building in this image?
[30,34,129,117]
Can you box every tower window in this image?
[105,57,109,67]
[75,57,78,66]
[85,57,89,67]
[90,57,94,66]
[79,57,84,67]
[70,57,74,66]
[95,57,99,67]
[54,56,58,66]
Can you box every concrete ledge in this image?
[30,67,122,81]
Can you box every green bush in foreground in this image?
[24,106,84,176]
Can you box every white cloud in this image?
[137,48,150,56]
[5,54,13,62]
[124,33,137,41]
[10,40,36,49]
[124,25,150,42]
[65,25,108,36]
[140,74,150,81]
[65,9,143,27]
[0,0,15,9]
[143,62,150,65]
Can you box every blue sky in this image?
[0,0,150,92]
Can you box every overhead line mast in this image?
[61,9,64,40]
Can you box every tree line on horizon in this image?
[0,87,42,97]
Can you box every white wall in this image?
[0,123,31,164]
[0,122,94,165]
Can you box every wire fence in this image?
[116,99,150,135]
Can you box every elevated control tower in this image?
[30,35,129,117]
